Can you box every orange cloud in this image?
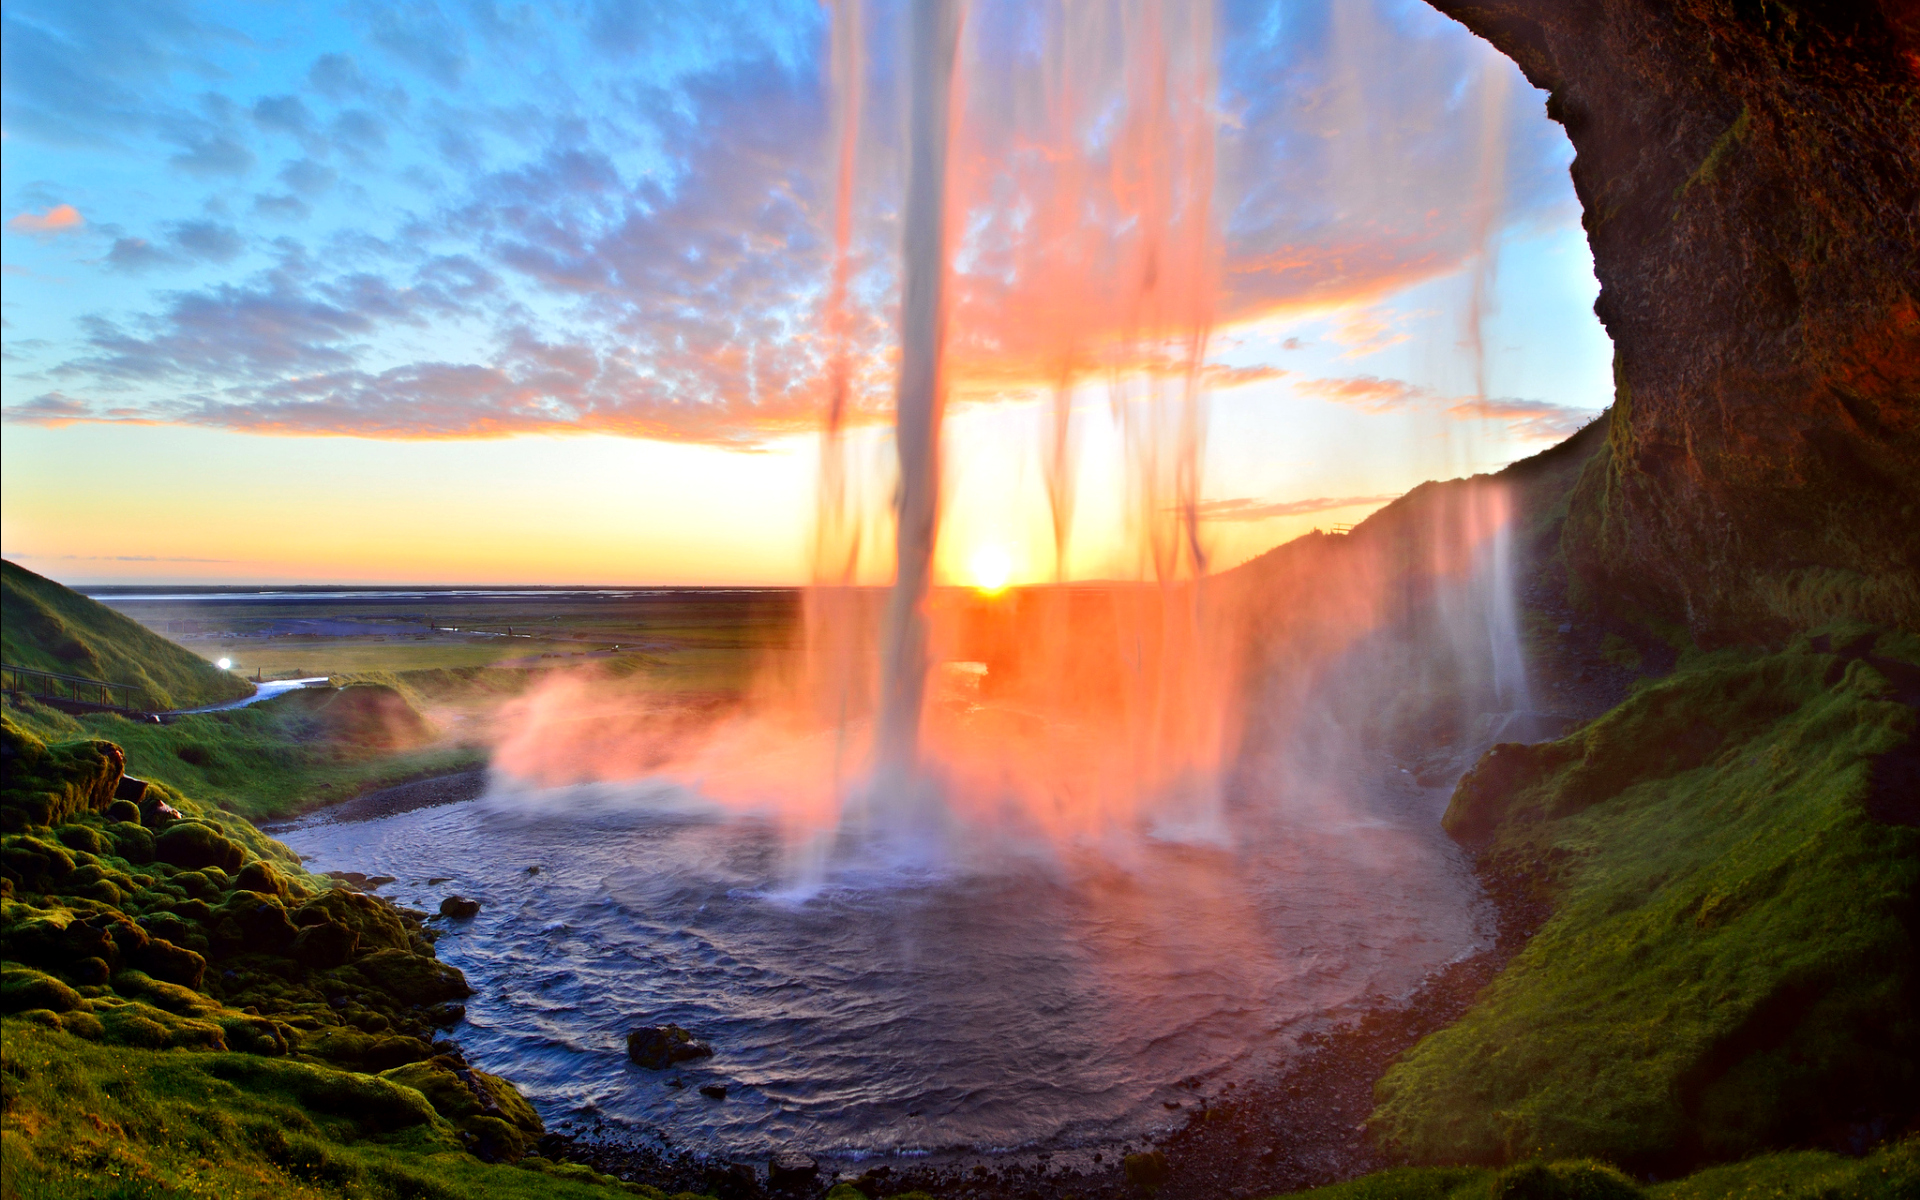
[8,205,85,237]
[1196,493,1401,522]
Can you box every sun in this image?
[969,544,1014,595]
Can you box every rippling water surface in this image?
[278,765,1485,1159]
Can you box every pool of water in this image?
[277,758,1485,1160]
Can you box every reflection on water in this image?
[279,759,1485,1159]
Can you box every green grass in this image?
[1270,1140,1919,1199]
[4,690,481,824]
[0,1024,681,1200]
[2,562,251,710]
[1371,627,1920,1169]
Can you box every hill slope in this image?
[2,560,252,710]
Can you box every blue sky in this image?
[1,0,1612,584]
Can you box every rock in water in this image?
[439,895,481,919]
[699,1083,728,1100]
[626,1024,713,1070]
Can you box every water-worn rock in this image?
[439,895,481,919]
[627,1023,714,1069]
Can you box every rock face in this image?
[1429,0,1920,639]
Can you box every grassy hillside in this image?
[5,687,478,823]
[2,560,252,710]
[1369,626,1920,1170]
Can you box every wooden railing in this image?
[1,663,154,714]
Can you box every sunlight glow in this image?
[216,658,233,670]
[969,545,1013,594]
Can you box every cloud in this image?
[3,391,96,425]
[358,1,470,87]
[103,220,247,271]
[1203,364,1289,389]
[1195,492,1401,521]
[1293,373,1438,412]
[1447,397,1598,440]
[172,220,245,262]
[105,237,179,272]
[308,52,371,100]
[7,0,1592,458]
[253,194,312,221]
[279,158,338,197]
[252,94,315,139]
[170,133,255,176]
[8,204,85,236]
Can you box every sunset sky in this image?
[1,0,1612,587]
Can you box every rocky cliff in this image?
[1428,0,1920,640]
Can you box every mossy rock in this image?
[353,947,473,1006]
[202,1053,441,1134]
[1,965,84,1013]
[130,936,207,989]
[110,968,222,1018]
[301,1025,436,1072]
[94,999,227,1050]
[212,891,300,956]
[53,822,113,857]
[0,720,126,830]
[292,920,360,967]
[1,835,76,887]
[380,1056,543,1161]
[154,820,246,873]
[1489,1160,1643,1199]
[107,820,155,863]
[234,859,292,901]
[294,888,413,953]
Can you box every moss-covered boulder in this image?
[0,717,125,831]
[154,820,246,872]
[210,891,300,957]
[105,819,154,863]
[354,946,473,1006]
[0,965,83,1013]
[294,887,414,953]
[381,1056,543,1161]
[1487,1160,1643,1199]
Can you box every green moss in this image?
[1675,104,1751,201]
[380,1058,543,1161]
[0,1024,644,1199]
[1273,1141,1919,1199]
[1377,634,1920,1168]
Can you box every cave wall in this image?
[1427,0,1920,640]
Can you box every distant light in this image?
[969,545,1013,595]
[217,658,233,670]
